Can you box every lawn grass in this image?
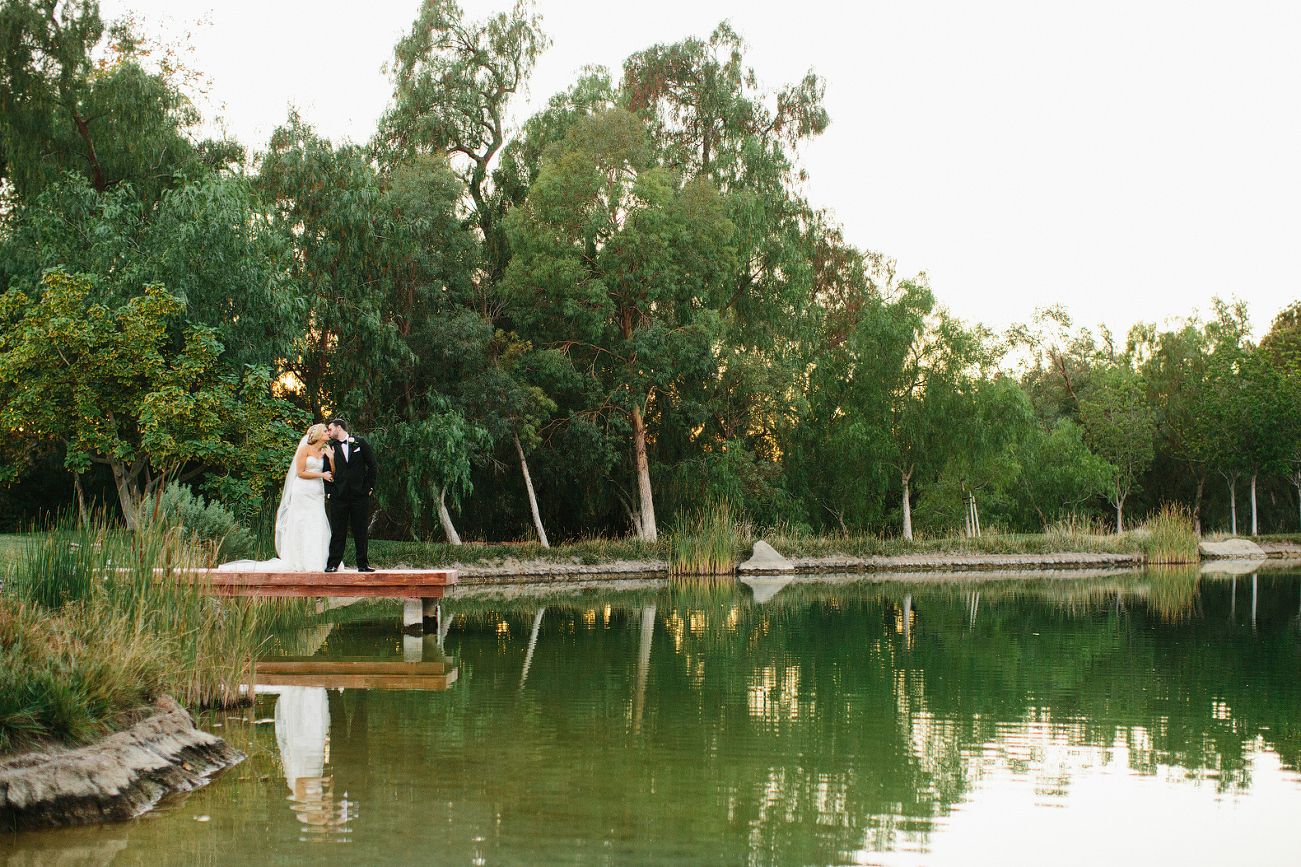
[0,534,29,568]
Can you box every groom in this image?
[324,418,378,573]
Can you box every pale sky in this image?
[99,0,1301,342]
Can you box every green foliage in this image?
[502,106,738,539]
[0,270,306,526]
[1013,420,1114,529]
[0,1,221,206]
[1078,365,1157,531]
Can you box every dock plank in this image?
[188,567,456,598]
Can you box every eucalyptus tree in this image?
[785,247,895,533]
[1227,350,1297,535]
[794,267,990,540]
[501,107,736,540]
[373,0,548,291]
[1011,419,1113,530]
[918,377,1032,537]
[1261,302,1301,527]
[622,24,831,508]
[1135,320,1216,533]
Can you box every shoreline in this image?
[0,696,243,833]
[437,538,1301,583]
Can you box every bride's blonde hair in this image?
[305,423,328,445]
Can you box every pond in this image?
[4,567,1301,866]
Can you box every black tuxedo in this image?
[326,435,378,570]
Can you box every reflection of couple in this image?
[221,418,377,572]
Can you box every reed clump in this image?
[1140,503,1200,565]
[0,514,290,753]
[668,502,748,576]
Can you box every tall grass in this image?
[1140,503,1200,565]
[668,502,748,576]
[0,514,305,752]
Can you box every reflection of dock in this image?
[257,657,458,690]
[193,568,457,635]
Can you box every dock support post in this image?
[403,599,423,635]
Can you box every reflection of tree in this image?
[211,573,1301,862]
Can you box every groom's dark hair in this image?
[327,417,348,430]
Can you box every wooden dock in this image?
[192,567,457,633]
[199,567,457,598]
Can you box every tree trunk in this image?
[437,485,462,545]
[1294,471,1301,531]
[1251,473,1258,536]
[110,460,140,530]
[73,471,88,525]
[1229,477,1238,535]
[630,403,657,542]
[1192,475,1205,536]
[901,468,914,541]
[972,494,982,538]
[513,434,549,548]
[1114,487,1125,534]
[963,487,973,538]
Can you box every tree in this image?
[1013,419,1114,530]
[1077,365,1156,533]
[624,25,831,517]
[918,377,1032,537]
[1,171,296,370]
[373,0,548,290]
[502,108,736,540]
[0,1,231,207]
[0,271,304,526]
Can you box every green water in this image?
[5,569,1301,866]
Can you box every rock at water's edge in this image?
[738,540,794,573]
[1199,539,1267,560]
[0,696,244,832]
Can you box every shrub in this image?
[140,482,256,564]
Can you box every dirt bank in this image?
[0,696,243,833]
[450,551,1146,583]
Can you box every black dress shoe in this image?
[357,565,376,573]
[324,566,338,573]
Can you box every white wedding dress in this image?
[219,454,330,572]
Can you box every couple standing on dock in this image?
[219,419,377,574]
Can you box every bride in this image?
[219,423,335,572]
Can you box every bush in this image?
[140,483,256,564]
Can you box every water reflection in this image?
[6,568,1301,866]
[263,685,350,837]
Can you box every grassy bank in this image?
[0,518,307,754]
